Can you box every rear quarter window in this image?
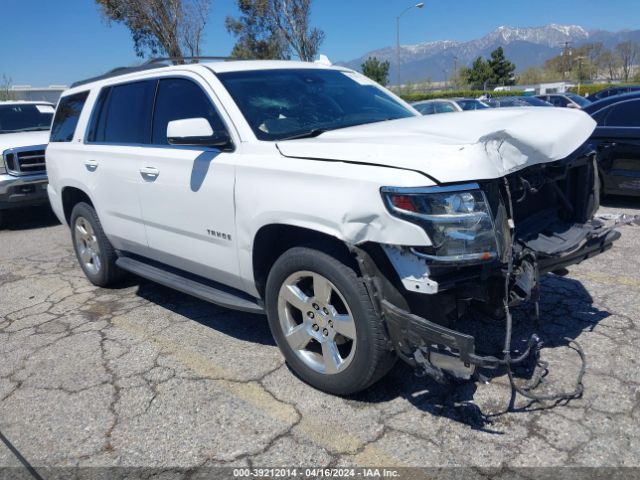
[50,91,89,142]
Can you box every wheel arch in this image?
[61,186,94,225]
[251,223,358,300]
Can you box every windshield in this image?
[0,104,53,134]
[217,69,415,141]
[456,99,489,111]
[566,93,591,107]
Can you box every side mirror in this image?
[566,103,580,109]
[167,118,230,148]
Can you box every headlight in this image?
[381,183,498,263]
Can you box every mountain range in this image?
[340,24,640,84]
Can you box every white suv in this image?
[46,59,619,394]
[1,101,55,225]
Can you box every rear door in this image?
[592,99,640,195]
[136,75,241,289]
[83,79,156,254]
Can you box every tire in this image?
[70,202,124,287]
[265,246,396,395]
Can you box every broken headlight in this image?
[381,183,498,263]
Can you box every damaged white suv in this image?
[46,59,619,395]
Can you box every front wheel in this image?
[265,246,396,395]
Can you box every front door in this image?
[137,76,241,289]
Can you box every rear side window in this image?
[605,100,640,127]
[151,78,227,145]
[89,80,156,144]
[50,91,89,142]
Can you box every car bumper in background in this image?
[0,173,49,210]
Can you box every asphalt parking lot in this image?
[1,199,640,477]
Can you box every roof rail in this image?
[70,56,234,89]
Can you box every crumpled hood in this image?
[0,131,49,153]
[276,108,596,183]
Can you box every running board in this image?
[116,256,264,314]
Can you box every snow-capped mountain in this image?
[341,24,640,84]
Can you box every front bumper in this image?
[0,173,49,210]
[354,219,620,380]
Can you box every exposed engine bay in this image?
[355,148,635,405]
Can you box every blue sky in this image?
[1,0,639,86]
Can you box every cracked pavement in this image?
[0,200,639,476]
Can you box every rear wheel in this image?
[265,246,396,395]
[70,202,124,287]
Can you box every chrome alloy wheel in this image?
[277,271,357,375]
[74,216,102,276]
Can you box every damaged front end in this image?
[356,148,623,386]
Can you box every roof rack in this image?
[70,56,233,89]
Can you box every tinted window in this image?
[218,69,414,141]
[549,96,568,107]
[90,80,155,144]
[435,102,457,113]
[0,104,54,135]
[413,103,434,115]
[457,99,489,111]
[152,78,226,145]
[49,94,87,141]
[605,100,640,127]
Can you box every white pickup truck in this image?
[0,101,54,226]
[45,59,619,395]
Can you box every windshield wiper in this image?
[280,129,327,141]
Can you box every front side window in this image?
[217,69,414,141]
[152,78,227,145]
[605,100,640,127]
[1,103,55,135]
[413,103,434,115]
[89,80,156,144]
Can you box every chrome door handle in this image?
[140,166,160,180]
[84,160,98,171]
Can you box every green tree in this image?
[95,0,211,59]
[488,46,516,86]
[460,57,494,90]
[225,0,288,59]
[226,0,324,62]
[361,57,390,86]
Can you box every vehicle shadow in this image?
[0,205,60,231]
[134,279,276,347]
[351,273,610,432]
[130,271,608,431]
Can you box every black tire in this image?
[265,246,396,395]
[70,202,124,287]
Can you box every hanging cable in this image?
[500,177,586,406]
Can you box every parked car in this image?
[583,92,640,196]
[0,101,55,226]
[47,59,620,395]
[536,93,591,109]
[589,85,640,102]
[412,97,489,115]
[485,96,553,108]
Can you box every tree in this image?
[597,51,622,81]
[460,57,494,90]
[95,0,211,59]
[225,0,288,59]
[616,41,639,82]
[227,0,324,62]
[361,57,390,86]
[488,46,516,86]
[0,75,13,101]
